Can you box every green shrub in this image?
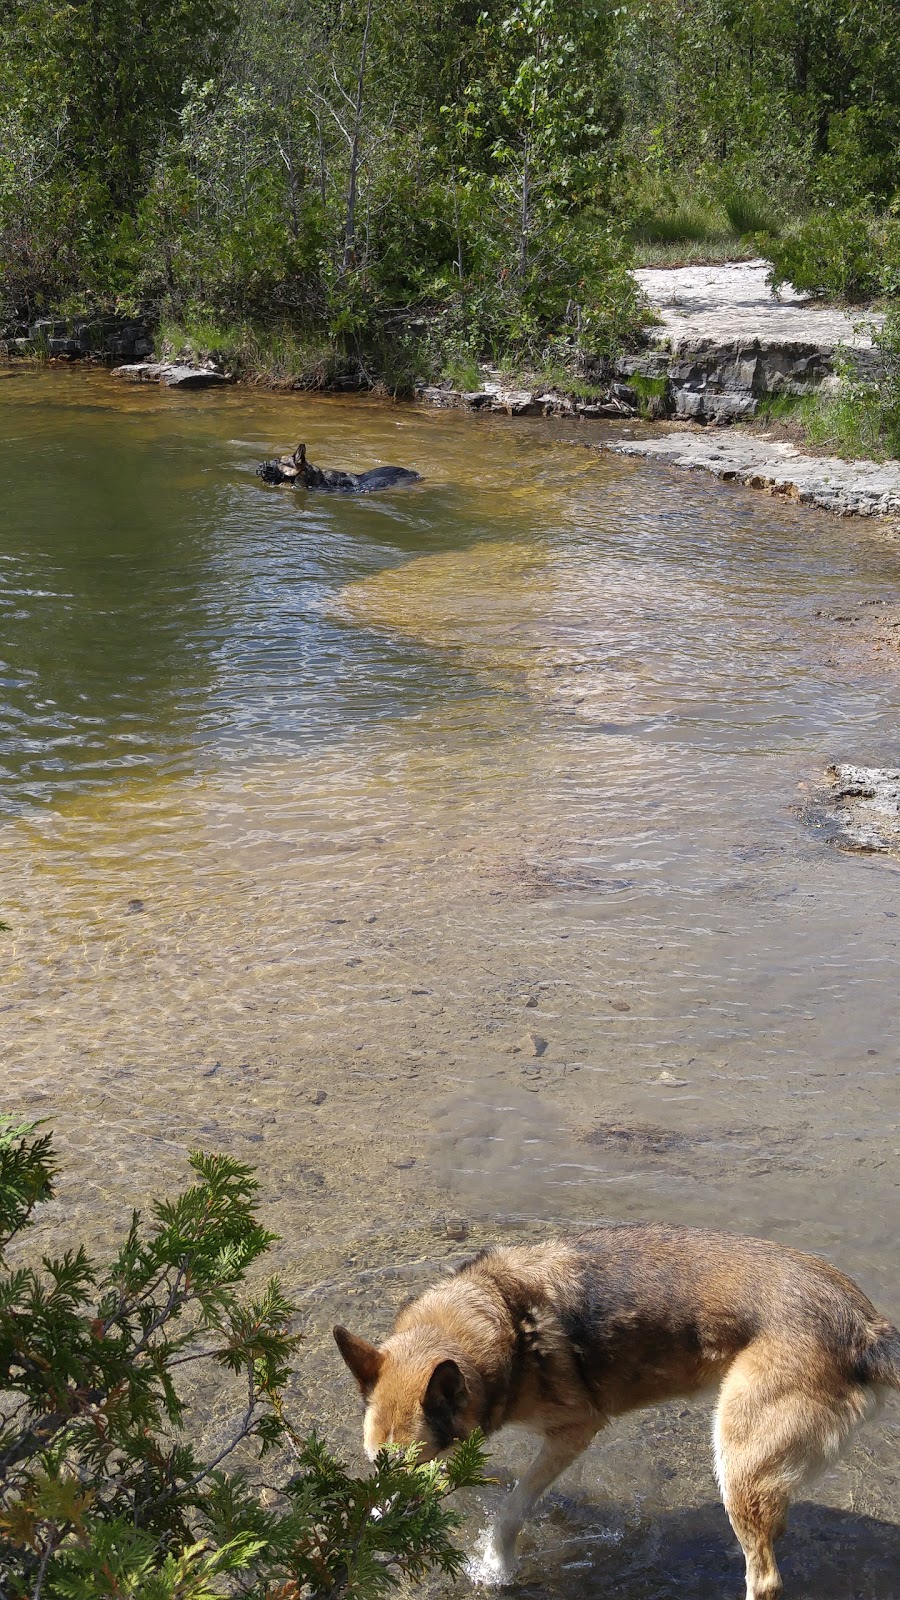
[0,1117,487,1599]
[768,209,885,301]
[776,307,900,461]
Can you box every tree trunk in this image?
[518,139,531,280]
[451,172,464,280]
[341,0,375,275]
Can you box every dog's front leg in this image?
[479,1422,600,1585]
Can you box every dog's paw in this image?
[465,1529,518,1588]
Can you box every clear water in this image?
[1,367,898,1595]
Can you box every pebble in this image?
[444,1217,469,1241]
[125,898,145,914]
[308,1089,327,1105]
[656,1068,688,1087]
[523,1032,548,1057]
[609,998,631,1012]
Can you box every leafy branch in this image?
[0,1119,487,1599]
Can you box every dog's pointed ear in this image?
[423,1357,467,1420]
[333,1325,384,1394]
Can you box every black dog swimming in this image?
[257,442,420,493]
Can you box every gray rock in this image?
[29,319,67,341]
[598,432,900,519]
[110,362,164,382]
[111,362,230,388]
[820,764,900,854]
[522,1031,548,1057]
[623,260,885,424]
[47,336,82,358]
[160,364,230,388]
[610,382,639,406]
[444,1217,469,1241]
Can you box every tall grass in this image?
[627,177,779,267]
[156,318,347,386]
[754,324,900,461]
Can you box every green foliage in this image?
[721,186,772,238]
[767,211,900,302]
[802,309,900,459]
[622,171,773,265]
[442,355,483,392]
[632,207,718,246]
[1,0,899,371]
[768,210,880,300]
[751,392,808,423]
[0,1119,488,1599]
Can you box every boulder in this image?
[820,765,900,855]
[110,362,230,388]
[160,364,230,388]
[110,362,164,382]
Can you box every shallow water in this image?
[2,367,898,1595]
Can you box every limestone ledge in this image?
[598,431,900,520]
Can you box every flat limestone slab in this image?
[634,259,882,350]
[601,431,900,518]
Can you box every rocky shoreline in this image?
[3,258,897,521]
[595,429,900,519]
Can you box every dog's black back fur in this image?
[256,443,419,494]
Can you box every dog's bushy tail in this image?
[859,1326,900,1390]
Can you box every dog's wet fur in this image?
[256,441,420,493]
[334,1224,899,1598]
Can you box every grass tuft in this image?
[442,355,483,392]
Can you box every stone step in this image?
[630,259,884,423]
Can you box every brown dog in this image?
[334,1224,899,1598]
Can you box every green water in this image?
[0,368,503,805]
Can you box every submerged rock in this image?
[818,764,900,855]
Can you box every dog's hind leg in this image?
[713,1342,872,1600]
[478,1421,600,1585]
